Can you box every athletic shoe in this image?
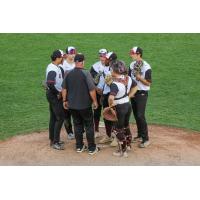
[127,145,131,151]
[139,140,150,148]
[99,136,112,144]
[132,136,142,143]
[113,150,128,158]
[76,145,87,153]
[58,141,65,145]
[88,147,100,155]
[95,131,101,138]
[67,133,75,140]
[99,121,105,128]
[110,137,118,147]
[52,143,65,150]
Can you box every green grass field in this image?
[0,33,199,140]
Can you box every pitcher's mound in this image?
[0,125,200,165]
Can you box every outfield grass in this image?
[0,33,199,140]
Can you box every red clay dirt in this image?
[0,125,200,166]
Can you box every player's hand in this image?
[109,103,116,108]
[57,93,62,100]
[63,101,69,110]
[135,74,141,81]
[92,101,98,110]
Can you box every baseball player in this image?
[62,46,76,74]
[45,49,65,150]
[97,52,118,146]
[60,46,77,140]
[108,60,138,157]
[129,47,152,148]
[90,49,107,138]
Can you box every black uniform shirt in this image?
[62,68,96,110]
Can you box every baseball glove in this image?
[132,60,143,77]
[104,74,113,85]
[103,106,118,122]
[94,71,103,84]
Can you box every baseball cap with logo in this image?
[74,53,85,62]
[51,49,64,60]
[106,52,117,61]
[99,49,107,57]
[66,46,77,55]
[130,47,143,56]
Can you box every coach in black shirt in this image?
[62,53,100,155]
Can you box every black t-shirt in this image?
[62,68,96,110]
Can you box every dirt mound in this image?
[0,125,200,166]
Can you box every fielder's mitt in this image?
[132,60,143,77]
[94,71,103,84]
[103,107,118,122]
[104,74,113,85]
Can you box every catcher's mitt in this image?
[132,60,143,77]
[103,107,118,122]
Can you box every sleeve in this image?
[90,66,98,79]
[59,66,64,79]
[145,69,152,82]
[85,71,96,91]
[110,83,119,96]
[128,67,132,77]
[46,71,59,95]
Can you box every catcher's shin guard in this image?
[115,128,127,152]
[124,127,132,147]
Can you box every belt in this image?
[136,90,148,94]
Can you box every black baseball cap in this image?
[51,49,64,60]
[106,52,117,61]
[74,53,85,62]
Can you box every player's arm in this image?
[62,76,68,109]
[128,79,138,98]
[62,89,68,109]
[46,71,59,95]
[129,86,138,98]
[136,69,152,86]
[108,83,118,107]
[85,71,98,109]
